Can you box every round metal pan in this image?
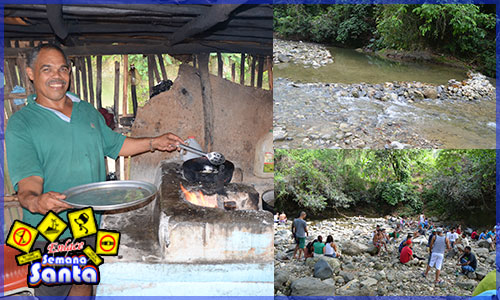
[62,180,157,211]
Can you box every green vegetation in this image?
[274,4,496,77]
[275,150,495,225]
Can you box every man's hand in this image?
[35,191,73,214]
[17,176,73,214]
[152,132,184,152]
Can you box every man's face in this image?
[26,48,70,103]
[464,248,470,254]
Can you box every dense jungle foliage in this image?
[274,4,496,77]
[275,150,495,225]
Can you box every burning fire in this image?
[180,184,218,208]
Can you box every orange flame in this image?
[180,184,218,208]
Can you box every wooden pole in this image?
[80,57,88,101]
[257,55,264,89]
[114,61,120,122]
[70,59,75,93]
[267,56,273,90]
[130,65,138,117]
[231,63,235,82]
[217,52,223,77]
[150,55,161,84]
[250,55,256,87]
[122,55,128,116]
[157,54,168,81]
[86,56,95,106]
[198,53,214,152]
[240,53,245,85]
[96,55,102,109]
[7,59,19,87]
[147,55,154,96]
[75,57,81,96]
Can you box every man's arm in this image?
[429,236,436,253]
[17,176,72,214]
[119,132,184,157]
[445,238,451,250]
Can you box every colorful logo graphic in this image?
[5,207,120,287]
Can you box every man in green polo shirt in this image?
[5,43,184,297]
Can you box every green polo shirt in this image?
[6,92,126,241]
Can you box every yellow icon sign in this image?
[96,231,120,256]
[6,220,39,253]
[83,246,103,266]
[36,211,68,242]
[16,249,42,265]
[68,208,97,239]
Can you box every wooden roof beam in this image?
[46,5,68,40]
[169,4,241,46]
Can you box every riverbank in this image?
[274,216,495,296]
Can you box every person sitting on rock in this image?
[457,246,477,275]
[274,212,279,223]
[400,240,419,265]
[455,233,469,254]
[478,231,486,241]
[446,227,459,248]
[485,230,495,251]
[471,230,478,240]
[400,217,406,228]
[456,225,462,235]
[313,235,325,255]
[279,212,287,224]
[399,233,413,253]
[373,229,387,256]
[388,225,401,242]
[371,224,381,240]
[381,228,390,244]
[304,240,315,260]
[323,235,341,258]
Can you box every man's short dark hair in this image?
[27,43,69,68]
[465,246,472,251]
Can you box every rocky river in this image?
[273,39,496,149]
[274,216,496,296]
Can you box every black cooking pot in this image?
[182,157,234,184]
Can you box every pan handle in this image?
[178,144,207,157]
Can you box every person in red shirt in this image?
[400,241,415,264]
[471,231,478,240]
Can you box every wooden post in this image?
[122,55,128,116]
[7,59,19,88]
[231,63,235,82]
[257,55,264,89]
[267,56,273,90]
[192,55,197,68]
[157,54,168,81]
[151,55,161,84]
[130,65,138,117]
[70,59,75,93]
[86,56,95,106]
[75,57,81,97]
[217,52,223,77]
[114,61,120,122]
[80,57,88,101]
[96,55,102,109]
[240,53,245,85]
[115,157,121,180]
[250,55,256,87]
[198,53,214,152]
[16,54,32,94]
[4,61,13,92]
[147,55,154,96]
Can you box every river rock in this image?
[474,248,489,257]
[475,267,488,280]
[477,240,490,248]
[456,280,477,290]
[314,258,334,280]
[278,54,291,63]
[339,270,355,282]
[361,277,378,287]
[290,277,335,296]
[423,87,438,99]
[274,270,289,291]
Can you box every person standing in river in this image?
[292,211,308,260]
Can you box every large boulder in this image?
[478,240,491,248]
[322,256,341,273]
[423,87,438,99]
[290,277,335,296]
[339,270,355,282]
[475,267,489,280]
[274,270,289,291]
[342,241,378,256]
[456,280,477,290]
[474,248,490,257]
[314,258,333,280]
